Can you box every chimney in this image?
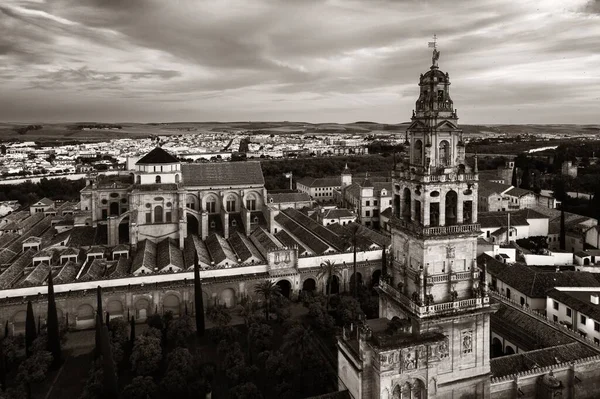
[591,294,599,305]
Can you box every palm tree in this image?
[317,260,339,310]
[343,223,361,297]
[254,280,281,321]
[281,324,313,395]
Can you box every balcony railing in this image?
[390,217,480,237]
[379,280,490,318]
[392,169,478,183]
[425,270,477,285]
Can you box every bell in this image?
[446,206,456,219]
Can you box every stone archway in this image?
[107,299,124,318]
[505,345,515,355]
[12,310,26,334]
[302,278,316,293]
[220,288,236,309]
[276,279,292,299]
[135,298,150,320]
[329,275,340,295]
[163,294,180,316]
[492,337,504,358]
[76,304,95,329]
[372,269,382,287]
[350,272,363,291]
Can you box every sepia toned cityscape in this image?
[1,1,600,398]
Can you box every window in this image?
[206,198,216,213]
[506,288,511,299]
[175,174,179,183]
[595,338,600,345]
[566,308,572,317]
[155,175,161,184]
[365,211,370,217]
[373,209,379,217]
[595,322,600,332]
[210,221,215,228]
[437,90,444,101]
[226,196,236,212]
[165,211,172,223]
[553,301,559,310]
[520,297,525,306]
[581,315,587,325]
[246,198,256,211]
[154,206,163,223]
[231,220,237,227]
[145,212,151,223]
[374,200,378,206]
[389,200,392,205]
[553,315,558,322]
[366,201,370,206]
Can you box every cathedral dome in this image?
[420,67,448,84]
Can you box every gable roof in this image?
[478,181,512,198]
[136,147,179,164]
[547,289,600,322]
[479,254,600,298]
[33,197,54,207]
[323,209,355,219]
[505,187,534,198]
[267,192,312,204]
[296,176,341,188]
[182,162,264,186]
[479,212,529,229]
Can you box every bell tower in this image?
[377,42,494,398]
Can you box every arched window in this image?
[439,140,450,166]
[245,194,257,211]
[175,174,180,183]
[155,175,161,184]
[413,139,423,165]
[445,190,457,226]
[154,205,163,223]
[402,188,411,219]
[136,175,141,184]
[206,196,217,213]
[226,195,236,212]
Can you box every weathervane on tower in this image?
[428,34,440,67]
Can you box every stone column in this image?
[457,189,464,224]
[423,193,430,226]
[439,190,446,226]
[471,184,478,223]
[201,211,209,240]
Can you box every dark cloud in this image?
[0,0,599,123]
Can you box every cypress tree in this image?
[520,167,531,189]
[194,260,205,337]
[46,270,62,367]
[25,301,36,358]
[100,325,118,397]
[560,206,566,251]
[94,286,103,359]
[129,316,135,347]
[381,247,387,278]
[511,166,518,187]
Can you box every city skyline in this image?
[1,0,599,124]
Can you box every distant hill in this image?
[0,121,598,144]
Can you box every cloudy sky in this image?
[1,0,599,124]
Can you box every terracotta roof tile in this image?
[182,162,264,186]
[136,147,179,164]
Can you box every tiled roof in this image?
[274,229,310,254]
[282,208,347,251]
[380,207,393,218]
[33,197,54,207]
[54,261,82,284]
[60,247,80,257]
[505,187,534,198]
[478,181,512,198]
[267,192,312,204]
[110,256,131,278]
[323,209,355,219]
[192,235,212,267]
[479,254,600,298]
[79,259,109,281]
[296,176,340,188]
[490,342,597,378]
[250,227,282,257]
[182,162,264,186]
[274,212,330,255]
[132,240,156,274]
[492,305,575,349]
[87,246,107,255]
[479,212,529,229]
[112,244,130,253]
[228,231,263,263]
[67,227,97,247]
[0,233,19,249]
[19,262,50,287]
[156,238,184,271]
[547,289,600,322]
[360,178,374,188]
[0,249,17,265]
[250,211,267,229]
[513,208,550,220]
[0,250,34,289]
[373,181,392,196]
[205,233,237,265]
[136,147,179,164]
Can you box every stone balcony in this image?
[379,280,490,318]
[403,265,477,284]
[389,217,480,238]
[392,168,478,184]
